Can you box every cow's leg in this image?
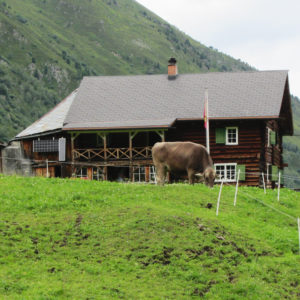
[188,169,195,185]
[156,164,166,186]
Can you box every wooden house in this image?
[13,58,293,186]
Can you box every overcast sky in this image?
[136,0,300,98]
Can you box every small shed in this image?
[0,142,7,173]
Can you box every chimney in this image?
[168,57,178,79]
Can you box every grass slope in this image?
[0,175,299,299]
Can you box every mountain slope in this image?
[283,96,300,186]
[0,0,252,142]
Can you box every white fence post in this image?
[46,159,49,178]
[298,217,300,255]
[216,181,223,216]
[262,172,266,194]
[234,169,240,206]
[277,172,281,202]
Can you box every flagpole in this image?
[205,89,210,154]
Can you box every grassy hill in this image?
[0,175,299,299]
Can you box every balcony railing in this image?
[73,146,152,161]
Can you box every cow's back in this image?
[152,142,210,172]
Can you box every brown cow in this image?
[152,141,216,187]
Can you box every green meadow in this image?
[0,175,299,299]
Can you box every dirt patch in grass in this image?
[192,280,217,297]
[139,247,174,267]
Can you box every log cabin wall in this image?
[263,120,284,188]
[22,133,71,161]
[21,133,72,178]
[264,120,283,167]
[167,120,266,186]
[16,119,285,187]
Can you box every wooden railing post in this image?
[71,132,80,176]
[97,132,108,180]
[129,131,138,181]
[155,130,165,142]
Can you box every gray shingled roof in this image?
[15,70,290,139]
[16,90,77,138]
[63,70,289,130]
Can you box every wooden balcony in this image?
[73,146,152,161]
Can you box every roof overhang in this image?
[12,129,63,141]
[63,125,170,133]
[176,116,279,121]
[278,78,293,136]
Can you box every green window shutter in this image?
[236,165,245,181]
[271,165,278,181]
[215,128,226,144]
[270,131,276,145]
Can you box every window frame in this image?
[214,163,237,182]
[75,167,88,179]
[225,127,238,145]
[92,167,104,181]
[133,166,146,182]
[149,166,156,183]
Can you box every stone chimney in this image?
[168,57,177,79]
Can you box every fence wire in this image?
[2,156,300,182]
[223,182,298,222]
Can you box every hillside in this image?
[283,96,300,186]
[0,0,252,142]
[0,175,299,299]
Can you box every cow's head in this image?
[203,167,216,188]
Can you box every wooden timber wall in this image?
[167,120,269,186]
[21,133,72,177]
[18,119,285,186]
[264,120,283,167]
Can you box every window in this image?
[33,139,58,152]
[75,167,88,179]
[226,127,238,145]
[133,166,146,182]
[215,127,238,145]
[149,166,156,183]
[92,167,104,181]
[215,163,237,182]
[133,166,155,182]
